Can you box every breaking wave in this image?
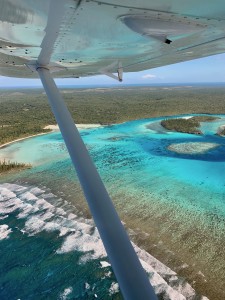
[0,183,208,300]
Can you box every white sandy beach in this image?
[0,124,102,150]
[44,124,103,130]
[0,132,50,150]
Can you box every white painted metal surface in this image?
[0,0,225,78]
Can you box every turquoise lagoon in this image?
[0,114,225,299]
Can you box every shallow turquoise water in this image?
[1,114,225,299]
[2,114,225,237]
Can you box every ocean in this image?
[0,114,225,299]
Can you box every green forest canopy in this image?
[1,86,225,145]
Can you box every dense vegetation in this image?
[1,86,225,144]
[190,116,219,122]
[161,118,202,134]
[0,160,31,173]
[161,115,219,134]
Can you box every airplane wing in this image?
[0,0,225,79]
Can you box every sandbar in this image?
[168,142,220,154]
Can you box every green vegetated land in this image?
[161,115,219,134]
[1,86,225,145]
[0,160,31,173]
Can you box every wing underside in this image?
[0,0,225,78]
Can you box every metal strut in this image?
[37,67,157,300]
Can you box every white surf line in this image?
[0,183,209,300]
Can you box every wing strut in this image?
[37,66,156,300]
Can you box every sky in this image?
[0,53,225,88]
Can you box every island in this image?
[161,116,219,135]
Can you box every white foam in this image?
[20,191,38,202]
[29,187,45,195]
[56,207,67,216]
[67,213,77,220]
[17,203,39,218]
[85,282,90,290]
[24,217,46,235]
[56,229,106,259]
[133,243,197,299]
[59,287,73,300]
[78,252,94,264]
[0,188,17,201]
[0,183,209,300]
[109,282,119,296]
[104,271,112,277]
[100,261,111,268]
[0,224,12,240]
[37,211,54,221]
[0,197,23,214]
[134,242,176,276]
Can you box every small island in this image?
[0,160,31,174]
[161,116,219,135]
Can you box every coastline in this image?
[0,116,224,298]
[43,124,103,130]
[0,123,102,149]
[0,132,50,150]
